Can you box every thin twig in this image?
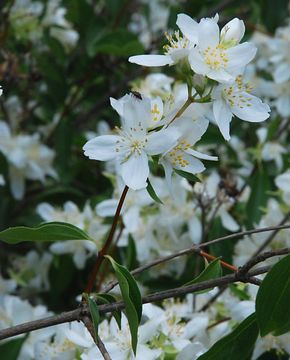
[96,335,112,360]
[0,265,270,341]
[239,247,290,275]
[101,223,290,294]
[249,211,290,258]
[86,186,129,293]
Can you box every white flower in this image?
[275,169,290,205]
[129,13,199,67]
[0,121,57,199]
[83,95,179,190]
[189,17,256,82]
[220,18,245,47]
[161,116,218,188]
[256,128,286,170]
[212,76,270,140]
[132,73,174,98]
[37,201,107,269]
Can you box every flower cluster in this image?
[2,2,290,360]
[84,14,270,190]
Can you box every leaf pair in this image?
[105,256,142,355]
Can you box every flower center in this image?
[167,140,191,168]
[203,44,229,70]
[163,31,190,55]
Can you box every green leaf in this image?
[126,234,137,271]
[84,294,100,340]
[146,179,163,204]
[174,169,201,183]
[184,258,222,292]
[246,165,271,226]
[256,254,290,336]
[105,255,142,354]
[197,313,258,360]
[0,222,92,244]
[88,29,144,57]
[95,293,122,329]
[260,0,289,32]
[0,337,26,359]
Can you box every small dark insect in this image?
[219,173,239,198]
[130,91,142,100]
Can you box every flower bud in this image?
[221,18,245,47]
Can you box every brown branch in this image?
[239,247,290,276]
[249,211,290,258]
[101,223,290,294]
[86,186,129,293]
[96,335,112,360]
[0,265,270,341]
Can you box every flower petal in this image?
[83,135,119,161]
[231,92,270,122]
[145,128,179,155]
[276,95,290,117]
[174,152,205,174]
[197,18,220,49]
[176,13,198,44]
[213,98,233,140]
[128,54,174,66]
[273,62,290,83]
[186,148,218,161]
[188,48,210,75]
[120,152,149,190]
[122,96,151,131]
[226,42,257,75]
[96,199,119,217]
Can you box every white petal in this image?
[226,42,257,75]
[175,153,205,174]
[9,166,25,200]
[83,135,119,161]
[213,98,233,140]
[231,93,270,122]
[123,206,140,232]
[221,18,245,44]
[188,48,210,75]
[120,152,149,190]
[273,63,290,83]
[207,68,235,82]
[160,158,174,194]
[197,18,220,50]
[188,216,202,244]
[128,54,173,66]
[176,13,198,44]
[122,96,151,131]
[36,203,55,221]
[276,95,290,117]
[220,210,239,231]
[96,199,119,217]
[186,148,218,161]
[145,128,178,155]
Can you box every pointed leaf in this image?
[174,169,201,182]
[146,179,163,204]
[184,258,222,287]
[0,337,26,360]
[197,313,258,360]
[95,293,122,329]
[0,222,92,244]
[105,256,142,354]
[256,254,290,336]
[84,294,100,340]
